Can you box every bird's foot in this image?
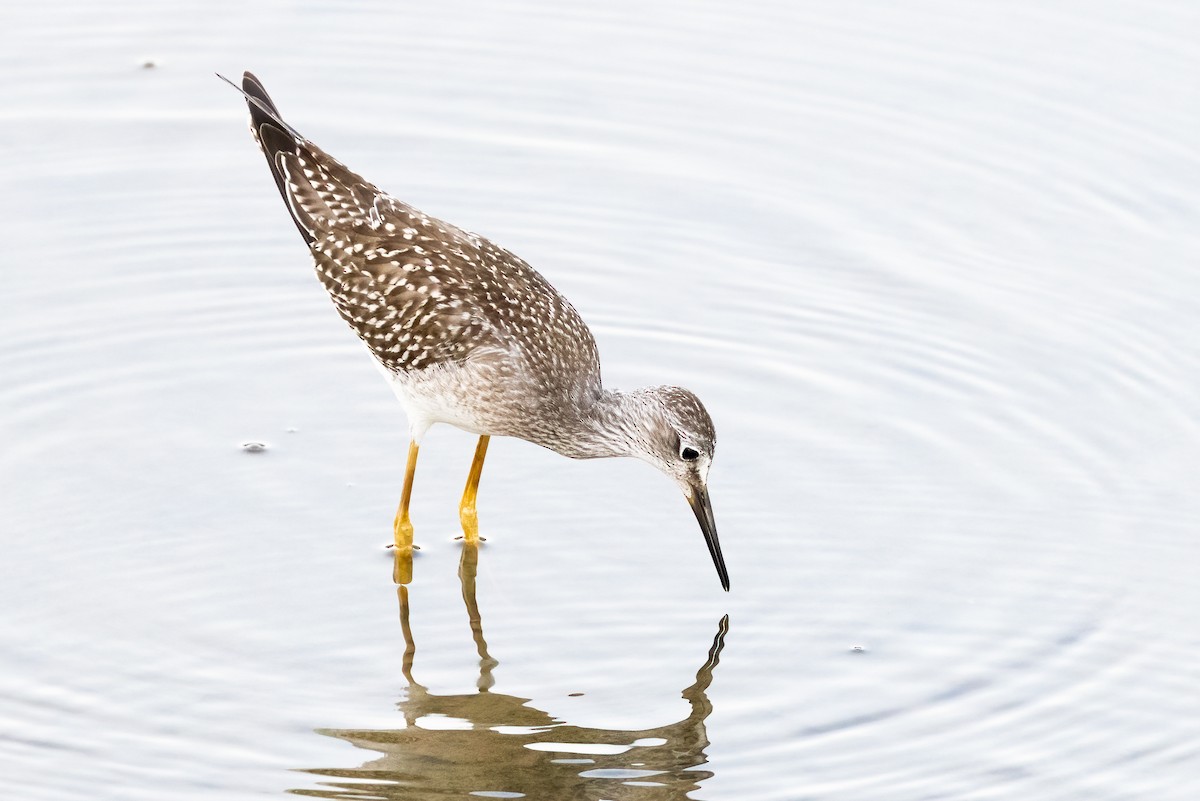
[390,516,417,585]
[392,515,418,554]
[458,506,485,543]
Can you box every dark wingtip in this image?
[220,70,316,246]
[240,71,284,131]
[241,71,271,105]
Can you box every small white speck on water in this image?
[241,441,267,453]
[850,645,868,653]
[285,427,298,433]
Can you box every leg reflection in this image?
[303,562,730,800]
[458,542,498,691]
[391,549,413,587]
[396,585,416,685]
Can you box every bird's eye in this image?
[680,446,700,461]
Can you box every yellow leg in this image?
[458,435,490,543]
[393,439,419,553]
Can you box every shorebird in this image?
[223,72,728,590]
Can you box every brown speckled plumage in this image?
[239,73,602,448]
[229,71,729,589]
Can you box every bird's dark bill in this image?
[687,484,729,591]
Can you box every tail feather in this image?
[241,72,300,222]
[221,71,386,245]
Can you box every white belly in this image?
[369,354,491,443]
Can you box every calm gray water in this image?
[3,1,1199,799]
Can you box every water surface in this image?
[2,1,1199,799]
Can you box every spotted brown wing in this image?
[239,71,602,395]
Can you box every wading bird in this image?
[224,72,728,590]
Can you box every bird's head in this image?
[621,386,716,484]
[614,386,728,591]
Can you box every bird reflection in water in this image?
[295,545,729,799]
